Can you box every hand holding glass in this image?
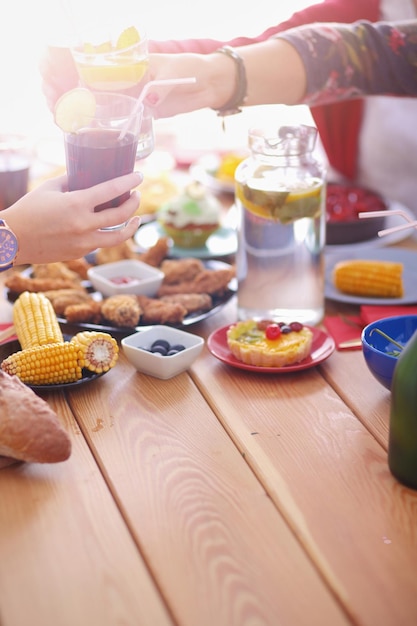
[62,91,143,228]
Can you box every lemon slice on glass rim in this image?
[54,88,96,133]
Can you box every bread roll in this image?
[0,371,71,464]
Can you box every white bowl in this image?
[121,325,204,379]
[87,259,164,297]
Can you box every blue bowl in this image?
[361,315,417,390]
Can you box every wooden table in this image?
[1,236,417,626]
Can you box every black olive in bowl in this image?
[326,183,387,245]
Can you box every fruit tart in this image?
[227,319,313,367]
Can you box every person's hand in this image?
[3,172,142,265]
[145,39,308,118]
[39,46,79,112]
[145,53,233,118]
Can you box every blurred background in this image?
[0,0,318,171]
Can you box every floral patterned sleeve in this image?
[277,20,417,105]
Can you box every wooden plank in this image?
[67,354,350,626]
[320,349,391,448]
[191,349,417,626]
[0,391,173,626]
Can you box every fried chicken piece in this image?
[160,257,205,284]
[157,268,235,297]
[42,288,89,301]
[95,241,136,265]
[64,301,103,325]
[101,295,142,328]
[65,257,93,280]
[137,237,170,267]
[96,237,169,268]
[136,295,187,325]
[43,289,91,316]
[5,273,85,295]
[192,267,235,294]
[160,293,212,314]
[32,262,82,282]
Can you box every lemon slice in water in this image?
[54,88,96,133]
[236,179,323,223]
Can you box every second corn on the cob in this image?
[2,342,83,385]
[332,260,404,298]
[1,331,119,385]
[13,291,64,349]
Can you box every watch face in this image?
[0,228,18,268]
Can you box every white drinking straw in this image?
[359,209,412,221]
[119,77,196,140]
[359,209,417,238]
[377,220,417,238]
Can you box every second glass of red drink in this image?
[0,134,31,211]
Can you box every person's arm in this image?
[146,38,306,118]
[2,172,142,266]
[147,20,417,118]
[278,20,417,104]
[149,0,380,53]
[40,0,379,110]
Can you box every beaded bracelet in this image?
[213,46,248,117]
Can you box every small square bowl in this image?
[87,259,164,297]
[121,325,204,379]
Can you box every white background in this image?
[0,0,318,164]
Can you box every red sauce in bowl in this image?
[110,276,139,285]
[326,183,387,245]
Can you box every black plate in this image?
[0,337,106,390]
[326,182,387,245]
[6,260,237,335]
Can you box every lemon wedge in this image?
[54,88,96,133]
[116,26,141,49]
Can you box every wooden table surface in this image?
[1,225,417,626]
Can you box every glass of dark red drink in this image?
[0,134,31,211]
[63,91,143,228]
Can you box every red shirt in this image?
[150,0,381,180]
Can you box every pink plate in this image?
[207,325,335,373]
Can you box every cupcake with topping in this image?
[157,182,221,248]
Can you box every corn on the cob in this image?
[71,331,119,374]
[332,260,404,298]
[1,342,83,385]
[4,294,119,384]
[13,291,64,350]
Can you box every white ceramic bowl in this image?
[87,259,164,297]
[121,325,204,379]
